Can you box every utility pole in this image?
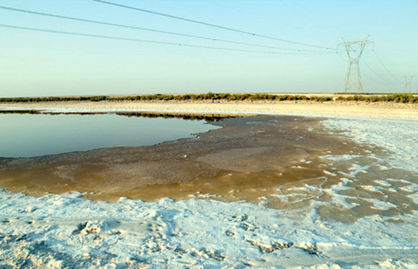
[340,36,373,92]
[403,75,414,92]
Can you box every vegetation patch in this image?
[0,93,416,103]
[335,94,416,103]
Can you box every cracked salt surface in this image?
[1,115,417,268]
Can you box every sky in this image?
[0,0,417,97]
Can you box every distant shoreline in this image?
[0,92,417,104]
[1,98,417,120]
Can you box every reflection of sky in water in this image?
[0,114,219,157]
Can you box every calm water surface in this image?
[0,114,219,157]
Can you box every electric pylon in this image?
[403,75,414,92]
[340,37,373,92]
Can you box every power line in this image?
[403,75,414,92]
[340,37,373,92]
[337,46,394,89]
[363,60,397,86]
[91,0,339,51]
[0,23,331,55]
[373,50,401,82]
[0,5,332,54]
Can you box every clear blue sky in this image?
[0,0,417,97]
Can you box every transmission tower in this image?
[403,75,414,92]
[340,37,373,92]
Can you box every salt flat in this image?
[0,104,417,268]
[1,99,417,120]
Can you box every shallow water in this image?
[0,114,417,268]
[1,114,416,223]
[0,113,218,157]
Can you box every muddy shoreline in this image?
[0,113,417,223]
[0,115,367,202]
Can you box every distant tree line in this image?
[335,94,417,103]
[0,93,416,103]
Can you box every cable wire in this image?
[363,60,397,86]
[0,5,334,54]
[0,23,332,55]
[373,51,401,82]
[92,0,339,51]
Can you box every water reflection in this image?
[0,113,220,157]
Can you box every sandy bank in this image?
[1,100,417,120]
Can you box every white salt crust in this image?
[1,113,417,268]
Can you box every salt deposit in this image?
[323,117,418,173]
[1,113,417,268]
[1,189,417,268]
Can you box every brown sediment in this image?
[0,114,417,223]
[0,115,364,201]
